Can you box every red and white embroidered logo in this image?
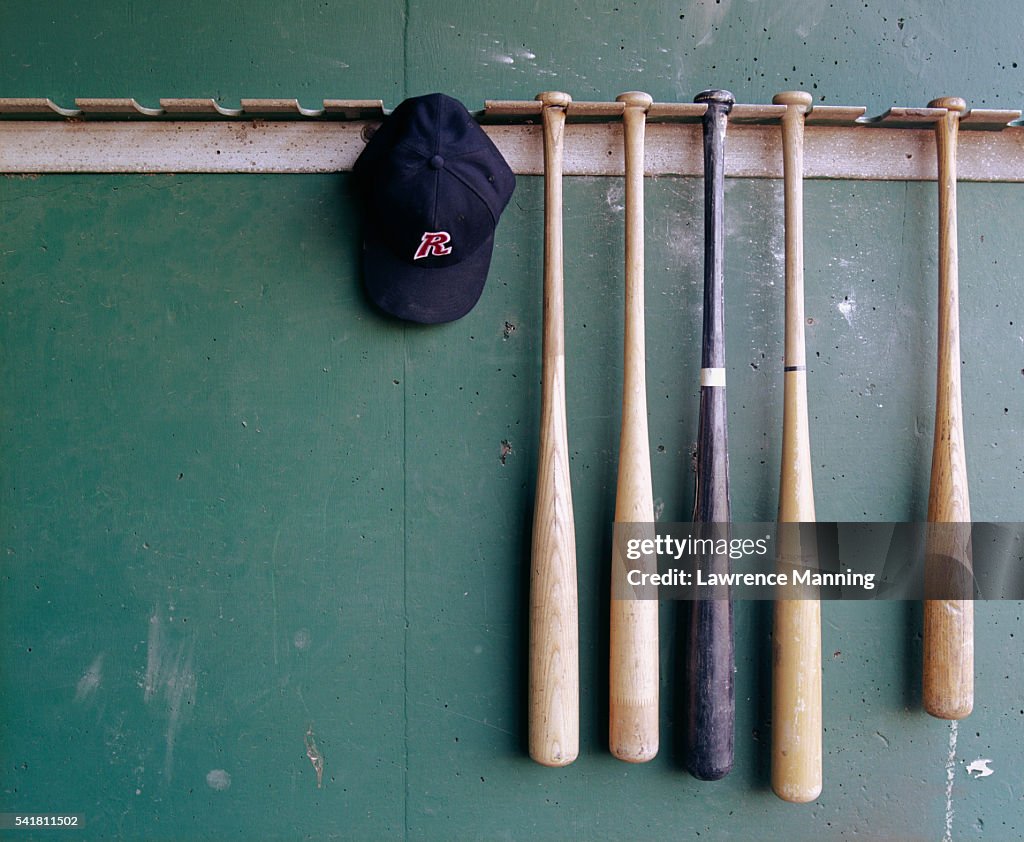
[413,231,452,260]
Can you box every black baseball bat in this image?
[685,88,735,781]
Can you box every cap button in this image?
[429,154,445,169]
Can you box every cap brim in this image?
[362,233,494,325]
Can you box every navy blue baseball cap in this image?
[353,93,516,324]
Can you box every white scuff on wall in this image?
[943,720,958,842]
[75,653,105,703]
[474,34,541,72]
[206,768,232,791]
[966,758,994,779]
[837,294,856,326]
[691,0,733,47]
[605,182,625,214]
[142,606,198,783]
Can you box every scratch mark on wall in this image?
[415,701,515,736]
[891,10,952,76]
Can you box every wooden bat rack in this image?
[1,96,1021,181]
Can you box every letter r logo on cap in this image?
[414,231,453,260]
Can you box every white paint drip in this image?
[966,758,994,779]
[943,720,958,842]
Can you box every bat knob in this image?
[694,89,735,110]
[928,96,968,114]
[616,91,653,110]
[773,90,813,109]
[536,91,572,108]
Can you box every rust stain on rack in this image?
[0,97,1020,181]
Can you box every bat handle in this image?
[529,91,579,767]
[924,96,973,721]
[771,90,823,804]
[686,88,736,781]
[609,91,659,764]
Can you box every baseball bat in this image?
[686,88,735,781]
[923,96,973,721]
[529,91,579,767]
[609,91,659,764]
[771,90,822,803]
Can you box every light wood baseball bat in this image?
[686,88,735,781]
[771,90,822,804]
[923,96,973,721]
[529,91,579,767]
[609,91,659,764]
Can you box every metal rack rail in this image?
[1,96,1021,180]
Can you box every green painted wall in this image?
[1,3,1022,840]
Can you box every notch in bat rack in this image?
[0,96,1020,181]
